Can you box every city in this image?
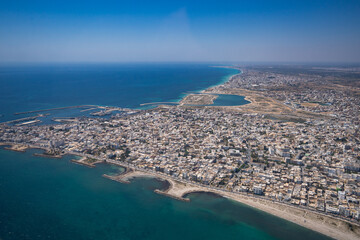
[1,66,359,231]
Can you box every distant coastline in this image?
[139,67,245,108]
[177,67,246,106]
[203,66,241,91]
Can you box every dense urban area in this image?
[1,66,360,223]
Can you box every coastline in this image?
[1,142,358,240]
[202,68,330,122]
[202,67,256,106]
[1,66,357,239]
[144,66,242,108]
[98,161,359,240]
[140,63,360,239]
[177,66,245,106]
[203,66,253,103]
[203,67,241,91]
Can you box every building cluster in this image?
[213,69,360,124]
[1,105,359,221]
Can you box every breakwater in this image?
[14,105,97,115]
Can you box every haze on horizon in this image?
[0,0,360,63]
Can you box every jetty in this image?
[52,117,78,123]
[33,152,63,158]
[90,109,117,116]
[102,166,208,202]
[103,168,133,184]
[3,144,28,152]
[0,116,39,125]
[80,107,98,112]
[70,156,104,168]
[100,162,360,240]
[14,105,97,115]
[16,119,41,126]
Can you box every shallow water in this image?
[0,148,331,240]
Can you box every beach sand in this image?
[104,168,360,240]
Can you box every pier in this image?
[80,107,98,112]
[70,156,104,168]
[102,166,208,202]
[3,144,28,152]
[33,152,63,159]
[14,105,97,115]
[0,116,39,125]
[90,109,117,116]
[52,117,78,123]
[16,119,41,126]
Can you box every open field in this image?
[179,93,218,105]
[204,88,330,122]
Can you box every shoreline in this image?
[176,67,246,106]
[1,67,357,239]
[184,67,242,104]
[142,66,242,108]
[101,163,359,240]
[204,67,241,91]
[2,142,360,239]
[201,67,255,106]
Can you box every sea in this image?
[0,63,331,240]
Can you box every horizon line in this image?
[1,61,360,66]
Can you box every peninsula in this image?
[1,65,360,240]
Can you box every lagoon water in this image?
[212,94,249,106]
[0,64,331,240]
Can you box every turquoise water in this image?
[0,64,331,240]
[0,148,331,240]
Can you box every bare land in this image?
[204,87,330,122]
[180,94,218,105]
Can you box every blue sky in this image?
[0,0,359,63]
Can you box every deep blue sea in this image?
[0,64,331,240]
[0,63,246,122]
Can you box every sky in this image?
[0,0,360,63]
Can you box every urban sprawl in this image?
[1,66,360,223]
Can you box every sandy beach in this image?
[103,167,360,240]
[2,111,359,240]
